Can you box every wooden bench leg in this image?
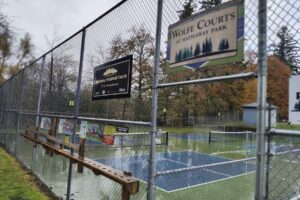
[121,185,130,200]
[77,138,86,173]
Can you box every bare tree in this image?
[109,25,155,120]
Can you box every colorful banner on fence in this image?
[86,123,102,140]
[40,117,51,130]
[103,125,116,145]
[58,119,74,135]
[79,121,88,138]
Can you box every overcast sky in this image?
[3,0,121,56]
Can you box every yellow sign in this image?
[64,135,70,144]
[104,125,116,136]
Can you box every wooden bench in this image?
[21,117,139,200]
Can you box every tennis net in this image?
[208,130,255,143]
[81,131,169,148]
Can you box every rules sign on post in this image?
[92,55,132,100]
[166,0,244,72]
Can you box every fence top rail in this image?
[39,113,74,119]
[157,72,256,89]
[270,128,300,137]
[77,116,152,126]
[114,131,168,136]
[5,111,152,126]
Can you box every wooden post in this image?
[25,125,29,135]
[121,185,130,200]
[122,171,132,200]
[208,131,211,143]
[48,117,58,156]
[77,137,86,173]
[33,126,39,148]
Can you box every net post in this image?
[166,131,169,146]
[147,0,163,199]
[255,0,268,199]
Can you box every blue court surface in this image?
[95,151,256,192]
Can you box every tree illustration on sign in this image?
[176,45,195,62]
[295,99,300,111]
[194,43,201,56]
[202,37,213,54]
[218,38,230,51]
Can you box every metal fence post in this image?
[36,56,46,127]
[5,80,12,149]
[66,28,86,200]
[4,81,9,147]
[31,55,46,171]
[14,70,25,155]
[147,0,163,199]
[255,0,268,200]
[265,100,272,200]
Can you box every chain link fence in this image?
[266,133,300,200]
[0,0,299,199]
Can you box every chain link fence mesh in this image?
[0,0,299,199]
[33,144,70,198]
[267,134,300,200]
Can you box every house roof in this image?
[242,102,278,109]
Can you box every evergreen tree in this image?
[194,43,201,56]
[225,38,229,50]
[178,0,196,20]
[219,38,226,51]
[178,49,183,61]
[273,26,300,74]
[189,45,193,57]
[199,0,222,10]
[183,47,187,59]
[208,38,212,53]
[202,37,210,54]
[295,100,300,110]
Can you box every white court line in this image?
[187,150,233,161]
[94,151,255,193]
[203,168,231,177]
[159,150,233,164]
[157,152,234,178]
[157,156,193,167]
[163,171,255,193]
[157,157,255,176]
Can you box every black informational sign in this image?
[297,92,300,100]
[116,126,129,133]
[92,55,132,100]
